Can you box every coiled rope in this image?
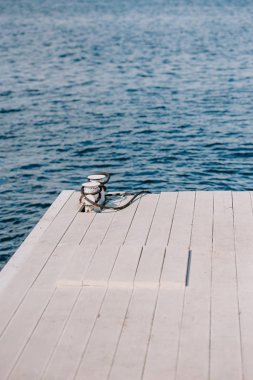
[80,171,151,211]
[80,188,150,211]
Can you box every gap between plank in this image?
[185,250,192,287]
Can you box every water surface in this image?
[1,0,253,268]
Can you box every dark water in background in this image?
[1,0,253,268]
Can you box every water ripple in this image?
[1,0,253,268]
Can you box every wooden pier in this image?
[0,190,253,379]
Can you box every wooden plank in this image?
[160,191,196,287]
[41,244,126,380]
[3,194,120,378]
[1,244,120,380]
[80,209,115,246]
[232,191,253,380]
[60,193,131,246]
[42,287,105,380]
[74,245,142,380]
[142,191,195,380]
[59,196,132,282]
[1,190,249,380]
[109,244,143,286]
[74,288,131,380]
[102,197,141,245]
[0,199,120,378]
[145,192,178,246]
[0,243,82,380]
[39,191,80,245]
[2,193,143,380]
[23,190,74,246]
[58,244,98,285]
[176,191,213,380]
[83,244,121,285]
[80,195,142,247]
[107,244,166,380]
[0,206,97,379]
[108,288,158,380]
[8,287,81,380]
[134,244,166,287]
[0,192,79,339]
[144,288,184,380]
[60,211,96,245]
[0,190,73,290]
[210,191,242,380]
[124,194,159,245]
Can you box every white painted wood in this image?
[24,190,74,246]
[0,190,73,289]
[80,208,115,246]
[80,197,132,245]
[0,245,72,340]
[0,192,81,338]
[42,244,126,380]
[59,244,98,284]
[39,191,80,245]
[74,288,131,380]
[108,288,158,380]
[109,244,143,285]
[107,244,165,380]
[1,191,252,380]
[146,192,178,246]
[176,191,213,380]
[232,191,253,380]
[5,242,123,379]
[0,243,121,380]
[42,287,105,380]
[0,243,81,379]
[2,197,96,328]
[74,245,142,380]
[102,196,141,245]
[143,191,195,380]
[60,211,96,245]
[62,193,132,247]
[134,244,165,287]
[160,191,196,287]
[8,287,81,380]
[143,288,184,380]
[124,194,159,245]
[83,244,121,285]
[210,191,242,380]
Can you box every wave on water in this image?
[1,0,253,267]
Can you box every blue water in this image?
[1,0,253,268]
